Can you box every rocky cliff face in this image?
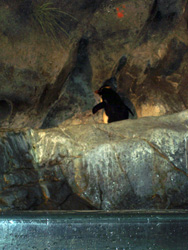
[0,0,188,210]
[0,0,187,128]
[0,111,188,210]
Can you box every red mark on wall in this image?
[116,4,126,19]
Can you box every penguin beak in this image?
[94,90,99,94]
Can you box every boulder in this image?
[0,110,188,210]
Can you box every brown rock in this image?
[0,0,188,128]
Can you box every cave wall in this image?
[0,0,188,128]
[0,0,188,211]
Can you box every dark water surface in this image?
[0,210,188,250]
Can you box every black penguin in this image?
[92,85,134,123]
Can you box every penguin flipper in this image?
[92,102,105,114]
[124,105,134,116]
[128,107,134,116]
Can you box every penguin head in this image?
[94,85,112,96]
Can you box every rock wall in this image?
[0,0,188,211]
[0,0,187,128]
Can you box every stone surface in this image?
[0,0,188,211]
[0,110,188,210]
[0,0,188,128]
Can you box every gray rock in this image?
[0,110,188,210]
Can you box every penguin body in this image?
[92,85,134,123]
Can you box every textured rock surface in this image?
[0,0,188,211]
[0,110,188,210]
[0,0,188,128]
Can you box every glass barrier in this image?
[1,210,188,250]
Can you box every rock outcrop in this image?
[1,110,188,210]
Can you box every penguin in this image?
[92,84,134,123]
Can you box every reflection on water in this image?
[0,211,188,250]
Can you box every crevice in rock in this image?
[138,0,180,45]
[40,37,95,128]
[98,184,103,210]
[80,0,107,13]
[0,99,13,123]
[38,43,78,113]
[111,55,128,78]
[60,193,97,210]
[153,38,188,77]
